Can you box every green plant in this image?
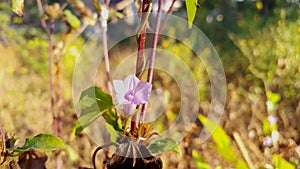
[198,114,249,169]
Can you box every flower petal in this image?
[123,104,136,115]
[113,80,126,94]
[133,82,152,104]
[124,75,139,91]
[113,80,128,104]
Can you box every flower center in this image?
[124,90,135,102]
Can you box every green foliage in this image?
[148,138,180,154]
[267,92,281,105]
[63,10,81,30]
[186,0,198,28]
[272,154,295,169]
[74,86,114,134]
[198,114,249,169]
[45,3,61,19]
[11,0,24,17]
[192,150,211,169]
[231,18,300,98]
[102,108,123,132]
[105,122,120,143]
[15,134,65,152]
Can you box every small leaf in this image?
[148,138,180,154]
[63,10,81,29]
[80,86,113,111]
[185,0,198,28]
[262,119,271,135]
[11,0,24,17]
[236,160,249,169]
[15,134,65,152]
[74,86,114,135]
[198,114,237,163]
[74,109,104,135]
[273,154,295,169]
[105,123,120,143]
[192,150,211,169]
[267,92,281,104]
[65,146,79,162]
[198,114,249,169]
[45,3,61,19]
[102,108,123,132]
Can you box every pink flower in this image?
[267,116,278,126]
[113,75,152,115]
[263,136,272,147]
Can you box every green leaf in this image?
[192,150,211,169]
[102,108,123,132]
[185,0,198,28]
[267,92,281,104]
[236,160,249,169]
[11,0,24,17]
[198,114,249,169]
[15,134,65,152]
[65,145,79,162]
[63,10,81,29]
[262,119,271,135]
[198,114,237,163]
[45,3,61,19]
[74,86,114,135]
[273,154,295,169]
[148,138,180,154]
[105,123,120,143]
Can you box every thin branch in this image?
[159,0,176,35]
[140,0,163,123]
[233,132,256,169]
[0,123,5,151]
[106,0,111,6]
[49,18,57,136]
[102,25,113,95]
[36,0,49,35]
[55,50,63,138]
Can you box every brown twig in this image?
[233,132,255,169]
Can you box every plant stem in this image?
[102,26,113,95]
[0,123,5,151]
[131,0,151,130]
[159,0,176,35]
[35,0,57,135]
[55,51,63,138]
[99,6,112,169]
[49,18,57,136]
[233,132,255,169]
[140,0,163,123]
[36,0,49,35]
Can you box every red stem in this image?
[55,50,63,138]
[49,18,57,136]
[140,0,163,122]
[102,26,113,95]
[159,0,176,35]
[101,9,112,169]
[131,0,151,130]
[36,0,49,35]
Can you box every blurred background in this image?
[0,0,299,168]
